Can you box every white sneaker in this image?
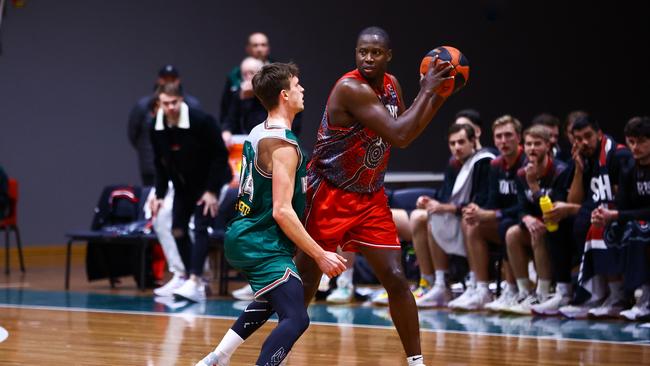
[318,274,331,292]
[588,293,630,318]
[485,288,518,312]
[326,285,354,304]
[195,351,230,366]
[453,287,493,310]
[531,292,571,316]
[231,284,255,301]
[559,296,605,319]
[620,290,650,320]
[371,289,390,306]
[153,273,186,297]
[448,287,476,309]
[173,279,206,303]
[416,285,451,308]
[372,278,432,306]
[504,293,545,315]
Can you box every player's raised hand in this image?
[316,251,348,278]
[420,55,454,96]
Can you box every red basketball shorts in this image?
[304,178,400,253]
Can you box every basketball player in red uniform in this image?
[296,26,453,366]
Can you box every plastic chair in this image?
[389,187,437,212]
[1,178,25,274]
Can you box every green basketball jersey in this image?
[224,121,306,298]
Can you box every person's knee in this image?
[505,225,522,249]
[297,310,310,334]
[381,265,409,294]
[409,209,428,230]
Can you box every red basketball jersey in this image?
[307,69,401,193]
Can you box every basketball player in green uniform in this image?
[196,63,347,366]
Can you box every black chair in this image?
[65,185,152,290]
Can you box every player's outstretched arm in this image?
[266,139,347,278]
[337,59,453,148]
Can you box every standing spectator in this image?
[221,57,266,145]
[150,83,232,302]
[128,64,201,186]
[220,32,271,124]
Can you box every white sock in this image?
[337,267,354,288]
[537,279,551,298]
[407,354,425,366]
[467,271,477,287]
[507,282,518,294]
[435,270,447,287]
[421,273,435,286]
[642,284,650,299]
[215,329,244,358]
[476,281,489,292]
[592,275,607,300]
[516,278,530,296]
[556,282,572,297]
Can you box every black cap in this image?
[158,64,179,78]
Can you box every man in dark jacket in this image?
[150,82,231,302]
[128,64,201,185]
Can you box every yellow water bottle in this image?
[539,195,558,232]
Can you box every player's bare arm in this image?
[329,60,452,148]
[263,138,347,278]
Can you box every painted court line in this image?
[0,303,646,347]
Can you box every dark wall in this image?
[0,1,648,245]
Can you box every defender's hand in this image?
[316,251,348,278]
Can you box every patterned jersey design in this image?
[308,69,400,193]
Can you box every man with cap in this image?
[127,65,202,298]
[128,64,201,186]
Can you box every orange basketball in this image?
[419,46,470,96]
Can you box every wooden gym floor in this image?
[1,246,649,365]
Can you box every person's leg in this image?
[171,192,194,274]
[532,222,575,315]
[196,300,275,366]
[190,203,211,277]
[410,209,434,278]
[465,220,499,283]
[392,208,412,242]
[256,276,310,365]
[452,220,499,309]
[154,186,185,276]
[295,249,323,307]
[529,231,552,299]
[359,245,421,358]
[506,225,532,296]
[428,221,449,272]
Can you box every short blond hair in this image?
[492,115,522,136]
[523,125,551,142]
